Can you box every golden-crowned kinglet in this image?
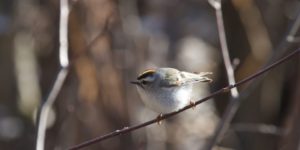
[131,68,212,113]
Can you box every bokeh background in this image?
[0,0,300,150]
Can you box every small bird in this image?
[131,68,212,113]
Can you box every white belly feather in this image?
[137,85,193,113]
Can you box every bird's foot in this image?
[190,100,196,110]
[156,113,163,125]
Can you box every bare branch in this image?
[213,0,239,98]
[36,69,68,150]
[68,48,300,150]
[206,0,240,149]
[208,0,221,10]
[59,0,70,68]
[286,10,300,43]
[272,10,300,61]
[36,0,70,150]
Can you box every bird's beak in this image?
[131,80,144,89]
[130,81,140,85]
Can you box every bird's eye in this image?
[141,80,148,85]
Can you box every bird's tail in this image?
[198,72,213,83]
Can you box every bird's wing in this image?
[179,71,213,85]
[159,70,212,87]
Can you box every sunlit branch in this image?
[36,0,70,150]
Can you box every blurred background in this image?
[0,0,300,149]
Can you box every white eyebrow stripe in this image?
[142,75,155,82]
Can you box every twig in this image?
[207,0,240,149]
[36,0,70,150]
[68,48,300,150]
[211,0,239,97]
[286,10,300,43]
[274,10,300,59]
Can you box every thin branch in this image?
[286,10,300,43]
[205,94,240,150]
[36,0,70,150]
[275,10,300,59]
[59,0,70,68]
[36,70,68,150]
[206,0,240,149]
[213,0,239,97]
[68,48,300,150]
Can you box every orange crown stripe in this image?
[137,69,156,80]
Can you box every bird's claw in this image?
[190,100,196,110]
[156,113,163,125]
